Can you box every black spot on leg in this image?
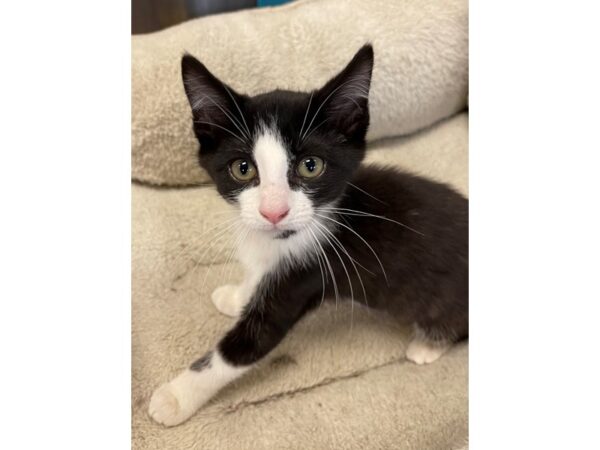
[190,351,213,371]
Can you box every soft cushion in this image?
[132,0,468,186]
[132,113,468,449]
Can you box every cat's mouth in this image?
[274,230,297,240]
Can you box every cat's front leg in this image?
[148,351,247,427]
[211,271,262,317]
[149,289,317,427]
[211,284,247,317]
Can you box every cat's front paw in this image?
[149,381,197,427]
[211,284,245,317]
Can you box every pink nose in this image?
[259,207,289,225]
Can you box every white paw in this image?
[211,284,245,317]
[405,339,449,365]
[149,380,197,427]
[149,356,246,427]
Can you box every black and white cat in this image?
[149,45,468,426]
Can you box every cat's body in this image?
[315,166,468,335]
[149,45,468,426]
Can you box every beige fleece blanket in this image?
[132,113,468,449]
[132,0,468,186]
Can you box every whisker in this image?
[209,210,238,217]
[159,216,239,274]
[314,212,389,286]
[176,220,242,285]
[306,226,327,307]
[193,120,247,144]
[218,223,246,282]
[224,226,251,286]
[196,222,244,295]
[346,182,388,205]
[313,220,370,330]
[339,94,361,109]
[189,91,250,141]
[194,232,237,297]
[301,118,328,144]
[317,207,425,236]
[195,94,250,142]
[298,91,314,141]
[312,220,370,310]
[223,85,252,139]
[313,221,354,315]
[307,224,340,308]
[313,220,374,275]
[301,76,371,141]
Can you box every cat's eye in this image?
[230,159,257,182]
[297,156,325,179]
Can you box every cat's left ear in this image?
[315,44,374,139]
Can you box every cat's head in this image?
[181,45,373,239]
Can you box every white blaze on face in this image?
[236,124,321,270]
[253,128,291,225]
[253,128,289,189]
[237,123,316,246]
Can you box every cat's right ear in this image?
[181,54,246,143]
[313,44,374,140]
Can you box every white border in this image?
[1,1,599,448]
[471,1,600,448]
[0,1,130,448]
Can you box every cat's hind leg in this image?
[405,325,451,365]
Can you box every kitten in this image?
[149,44,468,426]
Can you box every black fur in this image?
[182,44,468,370]
[181,46,371,205]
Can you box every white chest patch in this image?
[235,123,321,277]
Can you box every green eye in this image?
[230,159,257,182]
[297,156,325,179]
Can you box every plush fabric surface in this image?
[132,113,468,449]
[132,0,468,186]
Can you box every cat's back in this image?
[338,164,468,279]
[334,165,468,329]
[346,164,468,233]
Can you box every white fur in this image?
[149,351,248,427]
[210,264,270,317]
[211,284,247,317]
[210,124,328,315]
[154,124,332,425]
[238,125,315,234]
[253,126,289,187]
[238,122,327,273]
[209,226,327,318]
[405,338,450,365]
